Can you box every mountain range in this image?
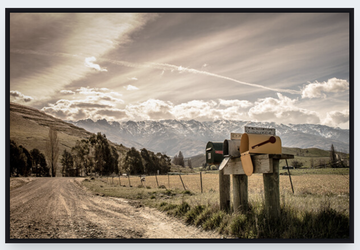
[69,119,350,157]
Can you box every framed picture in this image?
[5,8,354,243]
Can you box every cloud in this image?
[301,78,349,99]
[10,90,33,102]
[124,85,139,91]
[84,57,108,72]
[248,93,320,124]
[126,99,174,120]
[323,109,349,127]
[127,77,138,81]
[60,90,75,95]
[219,99,253,108]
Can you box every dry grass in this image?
[101,171,350,215]
[108,172,349,196]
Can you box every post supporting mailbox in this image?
[220,153,294,217]
[216,128,294,219]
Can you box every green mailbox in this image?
[205,141,224,165]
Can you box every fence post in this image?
[168,174,170,188]
[263,158,280,220]
[200,172,203,193]
[219,168,230,212]
[155,173,159,188]
[128,175,131,187]
[179,174,186,190]
[232,175,248,213]
[119,175,121,186]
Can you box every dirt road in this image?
[10,177,220,239]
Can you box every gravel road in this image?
[10,177,220,239]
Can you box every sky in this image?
[9,12,350,129]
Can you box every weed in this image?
[184,205,205,224]
[194,207,213,227]
[173,202,190,217]
[182,190,193,195]
[203,210,226,230]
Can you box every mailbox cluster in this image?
[206,126,294,216]
[206,126,282,176]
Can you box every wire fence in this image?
[101,172,219,193]
[96,170,350,196]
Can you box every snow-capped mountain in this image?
[69,119,350,157]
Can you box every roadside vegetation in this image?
[81,171,350,239]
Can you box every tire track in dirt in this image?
[10,177,220,239]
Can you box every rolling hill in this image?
[9,102,129,167]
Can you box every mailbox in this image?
[239,133,282,176]
[240,133,282,155]
[223,139,241,158]
[206,141,224,165]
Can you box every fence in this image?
[98,172,349,196]
[102,172,219,193]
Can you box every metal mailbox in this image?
[240,133,282,155]
[205,141,224,165]
[239,133,282,176]
[223,139,241,158]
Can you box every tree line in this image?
[10,140,50,177]
[10,127,173,177]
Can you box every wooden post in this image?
[179,174,186,190]
[155,174,159,188]
[232,174,248,213]
[263,158,280,220]
[200,172,203,193]
[168,174,170,188]
[128,175,131,187]
[219,168,230,212]
[119,176,121,186]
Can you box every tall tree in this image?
[178,151,185,167]
[19,146,32,177]
[61,149,74,176]
[188,159,193,169]
[46,126,59,177]
[123,147,144,175]
[10,140,28,176]
[330,144,337,168]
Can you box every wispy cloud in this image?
[84,57,108,72]
[10,90,33,103]
[127,77,138,81]
[60,90,75,95]
[124,85,139,91]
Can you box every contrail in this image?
[149,62,301,94]
[11,49,301,94]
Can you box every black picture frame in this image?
[5,8,354,244]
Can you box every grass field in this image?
[82,169,350,239]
